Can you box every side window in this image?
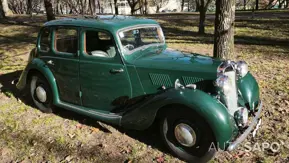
[54,28,78,54]
[84,30,116,58]
[39,28,51,52]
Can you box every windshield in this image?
[118,26,165,55]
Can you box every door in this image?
[38,26,81,105]
[79,28,131,111]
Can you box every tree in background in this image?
[213,0,235,59]
[143,0,148,14]
[127,0,141,15]
[26,0,32,14]
[256,0,259,9]
[0,1,5,18]
[89,0,94,15]
[196,0,213,34]
[114,0,118,14]
[181,0,185,11]
[44,0,55,21]
[152,0,169,13]
[1,0,12,16]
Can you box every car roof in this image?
[44,15,159,32]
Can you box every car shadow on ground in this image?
[0,70,170,156]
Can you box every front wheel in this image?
[160,108,216,163]
[29,74,54,113]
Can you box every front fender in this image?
[121,88,238,150]
[16,58,60,104]
[238,72,260,110]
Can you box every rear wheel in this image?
[160,108,216,162]
[29,74,54,113]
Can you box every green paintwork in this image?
[237,72,260,110]
[78,27,132,111]
[121,88,238,149]
[44,15,158,39]
[17,17,260,151]
[130,49,221,94]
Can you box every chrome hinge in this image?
[79,91,82,97]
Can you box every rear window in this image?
[39,28,51,52]
[54,28,78,54]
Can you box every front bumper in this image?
[227,101,263,151]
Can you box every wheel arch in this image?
[121,89,237,150]
[155,91,237,150]
[23,60,60,105]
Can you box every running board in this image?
[56,101,122,125]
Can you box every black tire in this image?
[160,107,216,163]
[29,73,54,113]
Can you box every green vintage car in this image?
[17,15,262,162]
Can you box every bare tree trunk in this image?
[0,1,5,18]
[144,0,148,14]
[195,0,200,12]
[243,0,246,10]
[97,0,101,13]
[198,8,206,34]
[279,0,286,8]
[181,0,185,11]
[127,0,140,15]
[89,0,93,15]
[196,0,212,34]
[27,0,32,14]
[213,0,235,59]
[44,0,55,21]
[56,0,59,15]
[60,4,64,14]
[114,0,118,14]
[1,0,12,16]
[255,0,259,9]
[156,5,160,13]
[80,0,84,14]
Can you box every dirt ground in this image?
[0,10,289,163]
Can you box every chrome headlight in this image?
[215,74,230,92]
[234,107,249,127]
[236,61,248,78]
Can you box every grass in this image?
[0,11,289,162]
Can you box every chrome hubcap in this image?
[174,123,196,147]
[35,86,47,103]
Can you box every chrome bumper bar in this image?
[227,101,263,151]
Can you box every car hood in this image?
[132,48,222,80]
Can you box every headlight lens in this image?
[215,74,230,92]
[234,107,249,127]
[236,61,249,78]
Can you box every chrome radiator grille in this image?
[224,71,239,115]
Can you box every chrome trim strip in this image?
[227,101,263,151]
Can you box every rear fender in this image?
[16,58,60,104]
[121,88,238,150]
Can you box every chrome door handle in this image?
[110,68,124,73]
[47,60,54,65]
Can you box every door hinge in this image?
[79,91,82,98]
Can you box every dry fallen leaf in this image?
[64,155,73,162]
[125,159,133,163]
[155,156,165,163]
[90,127,100,133]
[76,124,82,129]
[68,133,76,139]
